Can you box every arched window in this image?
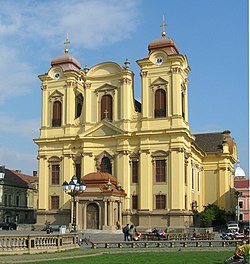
[100,157,112,174]
[75,94,83,119]
[154,89,166,118]
[182,92,185,119]
[52,101,62,127]
[101,95,112,121]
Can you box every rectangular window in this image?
[185,195,187,210]
[4,195,7,206]
[16,195,20,207]
[25,195,28,207]
[156,195,166,209]
[51,196,59,210]
[156,160,166,182]
[184,161,188,186]
[8,195,12,206]
[52,164,60,185]
[132,160,138,183]
[132,195,138,210]
[239,213,243,221]
[76,163,81,183]
[197,170,200,192]
[191,166,194,190]
[239,201,243,208]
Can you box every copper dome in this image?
[51,53,81,71]
[148,37,179,55]
[82,171,117,185]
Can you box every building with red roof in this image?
[0,166,38,226]
[234,160,249,223]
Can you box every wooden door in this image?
[87,203,99,229]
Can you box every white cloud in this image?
[0,148,37,175]
[0,0,139,104]
[0,0,139,48]
[0,44,35,104]
[0,112,40,138]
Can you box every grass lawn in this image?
[20,251,233,264]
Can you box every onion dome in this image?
[51,35,81,71]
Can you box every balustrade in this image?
[90,239,241,249]
[0,233,78,255]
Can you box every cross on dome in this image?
[160,15,167,37]
[64,33,70,54]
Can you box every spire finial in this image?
[64,33,70,54]
[160,15,167,37]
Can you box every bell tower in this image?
[137,18,190,131]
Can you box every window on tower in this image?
[75,94,83,119]
[182,92,185,119]
[51,164,60,185]
[52,101,62,127]
[154,89,166,118]
[191,164,195,190]
[132,160,139,183]
[132,195,138,210]
[101,95,112,121]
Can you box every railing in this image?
[140,232,215,241]
[90,239,242,249]
[0,233,79,254]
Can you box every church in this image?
[34,24,237,230]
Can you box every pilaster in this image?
[139,150,152,211]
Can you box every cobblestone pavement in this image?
[78,229,124,248]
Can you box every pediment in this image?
[88,62,123,76]
[49,89,64,98]
[151,150,169,157]
[82,121,125,138]
[95,83,117,93]
[151,77,168,86]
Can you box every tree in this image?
[199,204,226,227]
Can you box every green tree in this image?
[199,204,226,227]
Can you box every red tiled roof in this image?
[234,179,250,189]
[2,169,38,188]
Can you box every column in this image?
[108,200,112,226]
[104,200,107,226]
[118,201,122,227]
[41,84,48,127]
[82,203,86,229]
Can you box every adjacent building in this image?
[234,160,249,222]
[34,26,237,230]
[0,166,38,225]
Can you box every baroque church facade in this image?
[34,27,237,230]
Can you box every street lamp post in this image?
[62,176,86,231]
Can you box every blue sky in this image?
[0,0,248,176]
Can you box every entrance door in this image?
[87,203,99,229]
